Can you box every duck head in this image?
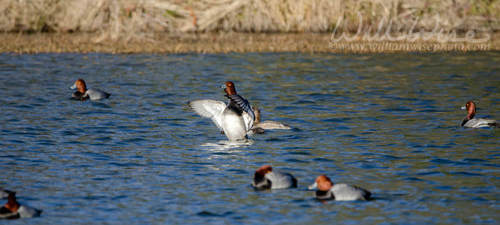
[461,101,476,120]
[252,165,273,190]
[224,81,237,95]
[70,79,87,93]
[308,175,333,191]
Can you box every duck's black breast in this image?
[0,206,19,219]
[315,190,334,200]
[72,91,88,101]
[461,117,469,127]
[252,174,272,190]
[0,206,11,214]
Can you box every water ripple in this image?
[0,52,499,225]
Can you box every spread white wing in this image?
[189,100,227,131]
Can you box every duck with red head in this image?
[189,81,255,141]
[461,101,497,128]
[70,78,110,101]
[0,191,42,219]
[308,175,371,201]
[223,81,255,122]
[252,165,297,190]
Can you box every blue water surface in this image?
[0,52,499,224]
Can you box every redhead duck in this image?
[189,81,255,141]
[251,106,291,134]
[461,101,497,128]
[0,191,41,219]
[252,165,297,190]
[308,175,371,201]
[70,78,110,101]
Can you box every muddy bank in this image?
[1,32,498,54]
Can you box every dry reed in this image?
[0,0,498,52]
[0,0,498,37]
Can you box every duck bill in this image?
[308,182,318,190]
[220,84,228,92]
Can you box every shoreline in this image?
[1,32,499,54]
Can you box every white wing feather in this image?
[189,100,227,130]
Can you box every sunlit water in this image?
[0,52,499,224]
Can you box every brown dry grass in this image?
[0,0,498,53]
[0,0,498,40]
[1,32,497,54]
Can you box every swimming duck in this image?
[252,165,297,190]
[70,78,110,101]
[308,175,371,201]
[0,191,42,219]
[461,101,497,128]
[251,106,291,134]
[189,81,255,141]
